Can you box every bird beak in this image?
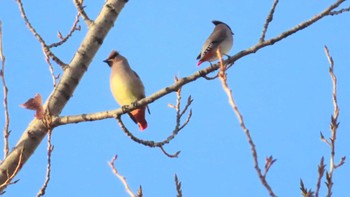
[103,59,112,67]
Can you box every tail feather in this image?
[129,107,147,131]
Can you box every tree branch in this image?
[16,0,68,69]
[0,0,348,194]
[51,0,347,128]
[109,155,137,197]
[217,51,276,196]
[0,0,128,192]
[73,0,93,27]
[259,0,279,42]
[48,13,81,48]
[0,21,10,159]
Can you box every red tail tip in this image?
[138,122,147,131]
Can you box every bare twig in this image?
[259,0,279,42]
[174,174,182,197]
[328,6,350,15]
[114,84,192,157]
[324,45,343,197]
[217,50,276,196]
[73,0,93,26]
[0,21,10,159]
[36,129,54,197]
[334,156,345,169]
[0,148,23,189]
[226,0,347,67]
[137,186,143,197]
[300,179,314,197]
[48,13,81,48]
[109,155,137,197]
[263,156,277,177]
[160,146,180,158]
[315,157,325,197]
[116,115,183,151]
[137,185,143,197]
[44,53,60,87]
[16,0,67,69]
[320,132,331,146]
[197,70,219,80]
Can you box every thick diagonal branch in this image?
[0,0,128,192]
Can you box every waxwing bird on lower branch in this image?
[104,50,148,131]
[196,20,234,66]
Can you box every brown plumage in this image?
[104,50,148,130]
[197,20,234,66]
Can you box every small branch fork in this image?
[300,46,346,197]
[109,155,141,197]
[16,0,83,86]
[216,50,277,197]
[116,84,193,158]
[259,0,279,42]
[322,46,345,197]
[16,0,68,69]
[0,21,10,159]
[73,0,93,26]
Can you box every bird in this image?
[104,50,148,131]
[196,20,234,66]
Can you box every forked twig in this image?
[323,45,344,197]
[109,155,137,197]
[116,85,192,158]
[73,0,93,26]
[329,6,350,15]
[16,0,67,69]
[260,0,279,42]
[48,13,81,48]
[44,53,60,87]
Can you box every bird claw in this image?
[131,101,138,108]
[121,105,128,113]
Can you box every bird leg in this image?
[121,105,129,113]
[131,101,139,108]
[224,54,231,59]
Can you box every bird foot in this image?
[131,101,139,108]
[121,105,128,113]
[224,54,231,59]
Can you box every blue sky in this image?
[0,0,350,196]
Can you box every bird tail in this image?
[129,107,148,131]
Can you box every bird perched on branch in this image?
[196,20,234,66]
[104,50,148,131]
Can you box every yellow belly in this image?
[110,75,142,106]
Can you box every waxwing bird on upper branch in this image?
[104,50,148,131]
[196,20,234,66]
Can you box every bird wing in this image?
[198,27,227,60]
[131,69,150,114]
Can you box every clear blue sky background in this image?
[0,0,350,196]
